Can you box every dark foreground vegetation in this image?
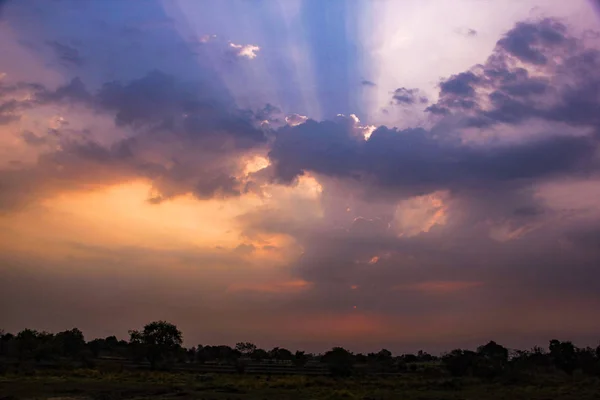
[2,321,600,399]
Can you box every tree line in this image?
[2,321,600,378]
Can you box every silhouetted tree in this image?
[510,345,552,372]
[549,340,578,375]
[55,328,85,359]
[250,348,269,361]
[0,331,14,357]
[87,339,104,358]
[232,346,249,372]
[87,335,127,358]
[577,346,600,376]
[195,345,207,363]
[472,341,509,378]
[322,347,355,377]
[417,350,436,362]
[355,353,368,364]
[376,349,392,360]
[129,321,182,369]
[294,350,308,367]
[477,341,508,362]
[186,346,197,363]
[369,349,394,372]
[16,329,40,362]
[235,342,257,356]
[442,349,478,377]
[269,347,293,361]
[35,331,57,362]
[8,323,600,381]
[220,345,241,362]
[104,335,117,345]
[197,345,240,364]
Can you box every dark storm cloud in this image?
[423,104,449,115]
[268,117,597,196]
[392,87,428,105]
[96,71,265,148]
[424,72,479,114]
[439,72,480,96]
[428,18,600,129]
[0,71,269,208]
[496,18,568,65]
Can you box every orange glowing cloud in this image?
[394,191,448,236]
[0,179,300,267]
[243,155,270,175]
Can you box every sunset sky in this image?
[2,0,600,354]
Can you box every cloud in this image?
[427,18,600,129]
[20,131,48,146]
[199,34,217,43]
[285,113,308,127]
[233,243,256,255]
[455,27,478,37]
[254,103,282,124]
[392,87,428,105]
[268,115,597,198]
[228,42,260,59]
[0,71,270,209]
[361,80,376,87]
[0,78,90,126]
[496,18,568,66]
[46,41,84,66]
[3,8,600,351]
[0,99,20,124]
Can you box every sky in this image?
[1,0,600,354]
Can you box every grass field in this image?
[2,369,600,400]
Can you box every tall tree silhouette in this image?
[129,321,182,369]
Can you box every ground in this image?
[2,369,600,400]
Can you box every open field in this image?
[2,369,600,400]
